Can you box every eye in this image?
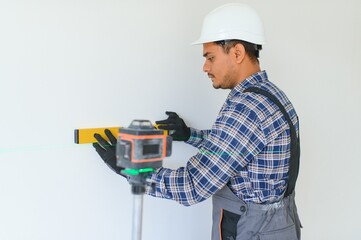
[207,56,215,62]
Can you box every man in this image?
[94,3,302,240]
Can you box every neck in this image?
[236,59,261,86]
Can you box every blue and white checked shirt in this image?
[146,70,299,206]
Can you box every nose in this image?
[203,61,210,73]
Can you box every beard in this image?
[213,71,237,89]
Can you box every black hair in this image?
[215,39,262,63]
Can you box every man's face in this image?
[202,42,238,89]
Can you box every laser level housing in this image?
[116,120,172,171]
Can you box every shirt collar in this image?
[229,70,269,97]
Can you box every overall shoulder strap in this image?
[244,87,300,198]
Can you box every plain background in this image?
[0,0,360,239]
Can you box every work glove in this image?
[92,129,125,177]
[156,111,190,141]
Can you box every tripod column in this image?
[131,185,145,240]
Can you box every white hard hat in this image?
[192,3,265,45]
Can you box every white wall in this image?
[0,0,360,239]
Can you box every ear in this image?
[233,43,246,64]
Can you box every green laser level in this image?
[117,120,172,191]
[117,120,171,172]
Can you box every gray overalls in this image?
[211,88,302,240]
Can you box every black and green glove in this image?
[92,129,125,177]
[156,111,190,141]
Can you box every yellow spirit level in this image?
[74,127,120,144]
[74,125,168,144]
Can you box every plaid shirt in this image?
[146,70,299,206]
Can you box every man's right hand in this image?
[92,129,125,177]
[156,111,190,141]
